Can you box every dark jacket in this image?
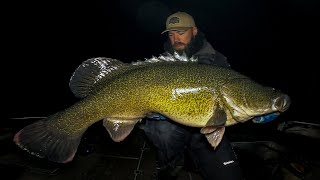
[163,39,230,68]
[193,40,230,68]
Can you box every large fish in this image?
[13,56,290,163]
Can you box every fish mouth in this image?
[273,94,291,112]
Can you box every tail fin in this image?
[13,119,83,163]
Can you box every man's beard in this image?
[172,43,188,55]
[164,31,205,58]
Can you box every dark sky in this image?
[5,0,318,123]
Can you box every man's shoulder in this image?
[195,41,230,68]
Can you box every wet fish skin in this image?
[13,61,290,163]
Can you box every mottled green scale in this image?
[70,62,225,127]
[47,62,277,135]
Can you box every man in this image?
[142,11,243,180]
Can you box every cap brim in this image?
[161,27,191,34]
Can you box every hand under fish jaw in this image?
[251,94,291,124]
[252,112,280,123]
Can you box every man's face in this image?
[168,27,198,52]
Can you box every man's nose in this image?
[173,34,180,42]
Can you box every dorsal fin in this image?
[69,57,129,98]
[69,54,198,98]
[131,52,197,65]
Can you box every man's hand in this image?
[146,113,167,120]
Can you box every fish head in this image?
[220,78,291,123]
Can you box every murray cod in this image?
[14,56,290,163]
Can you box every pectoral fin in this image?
[206,105,227,126]
[103,118,140,142]
[201,126,225,149]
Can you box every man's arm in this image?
[197,51,231,68]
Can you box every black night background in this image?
[5,0,317,123]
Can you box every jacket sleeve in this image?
[197,51,231,68]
